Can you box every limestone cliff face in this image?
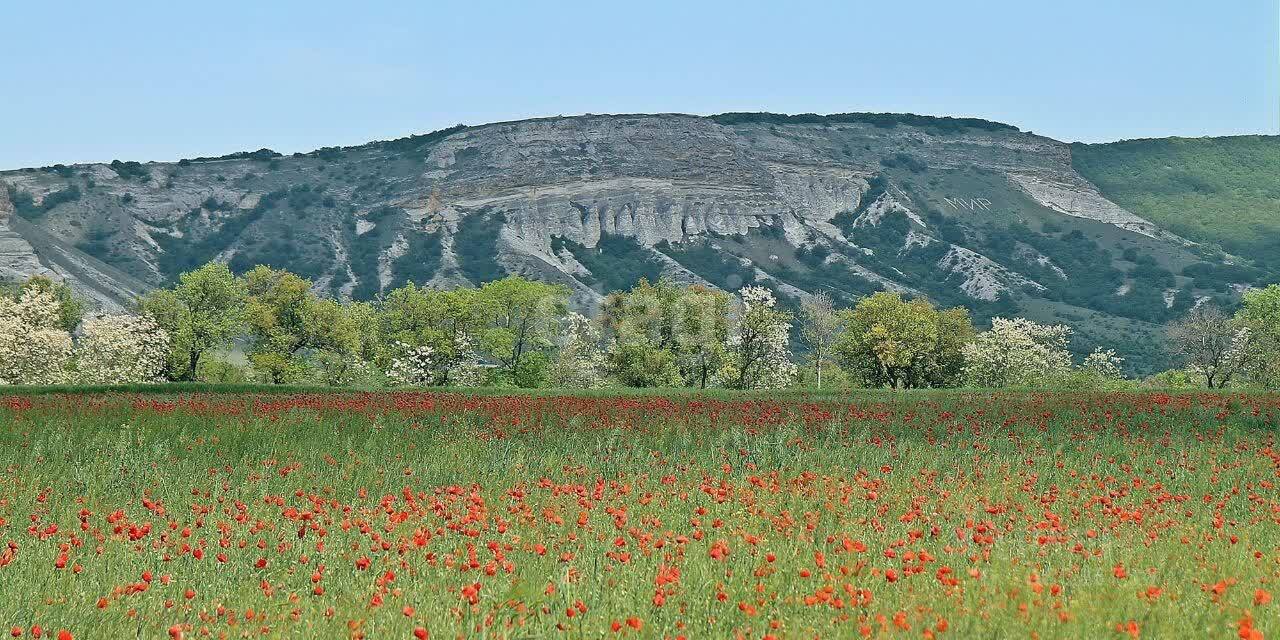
[416,114,1153,255]
[0,112,1227,371]
[425,116,865,239]
[1,176,149,309]
[0,186,52,282]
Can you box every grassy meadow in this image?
[0,388,1276,638]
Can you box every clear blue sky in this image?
[2,0,1276,169]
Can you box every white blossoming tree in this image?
[1080,347,1125,380]
[0,288,73,386]
[386,334,485,387]
[797,292,844,389]
[446,333,487,387]
[1168,304,1262,389]
[962,317,1073,388]
[724,286,796,389]
[548,312,607,389]
[1051,347,1131,390]
[75,313,171,384]
[386,341,441,386]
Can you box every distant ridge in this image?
[1,111,1276,374]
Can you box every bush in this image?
[657,240,755,291]
[110,160,150,181]
[5,187,37,217]
[313,352,379,387]
[555,234,663,293]
[195,357,251,384]
[76,228,114,256]
[202,197,233,212]
[880,153,928,173]
[1142,368,1203,389]
[389,232,443,290]
[791,363,855,390]
[157,189,286,275]
[7,185,81,220]
[249,352,313,385]
[706,112,1018,133]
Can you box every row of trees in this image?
[129,264,799,389]
[803,292,1127,390]
[4,260,1280,389]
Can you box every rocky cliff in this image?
[0,183,148,310]
[0,112,1258,372]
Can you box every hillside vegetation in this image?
[1071,136,1280,270]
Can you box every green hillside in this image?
[1071,136,1280,272]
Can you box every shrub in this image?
[195,357,251,384]
[880,153,928,173]
[75,314,170,384]
[454,212,506,284]
[556,234,663,293]
[110,160,150,181]
[7,185,81,220]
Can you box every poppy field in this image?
[0,390,1277,639]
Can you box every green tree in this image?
[608,342,684,387]
[602,279,681,387]
[1235,284,1280,387]
[602,280,729,388]
[477,276,568,387]
[835,292,973,388]
[933,307,975,387]
[139,262,247,381]
[242,266,362,383]
[601,279,678,349]
[673,286,730,388]
[376,284,490,386]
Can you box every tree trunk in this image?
[737,350,753,390]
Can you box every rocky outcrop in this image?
[0,185,57,283]
[936,246,1044,301]
[1007,172,1182,241]
[0,180,149,309]
[851,190,927,229]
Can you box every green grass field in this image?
[0,389,1276,639]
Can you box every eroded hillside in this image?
[2,112,1269,372]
